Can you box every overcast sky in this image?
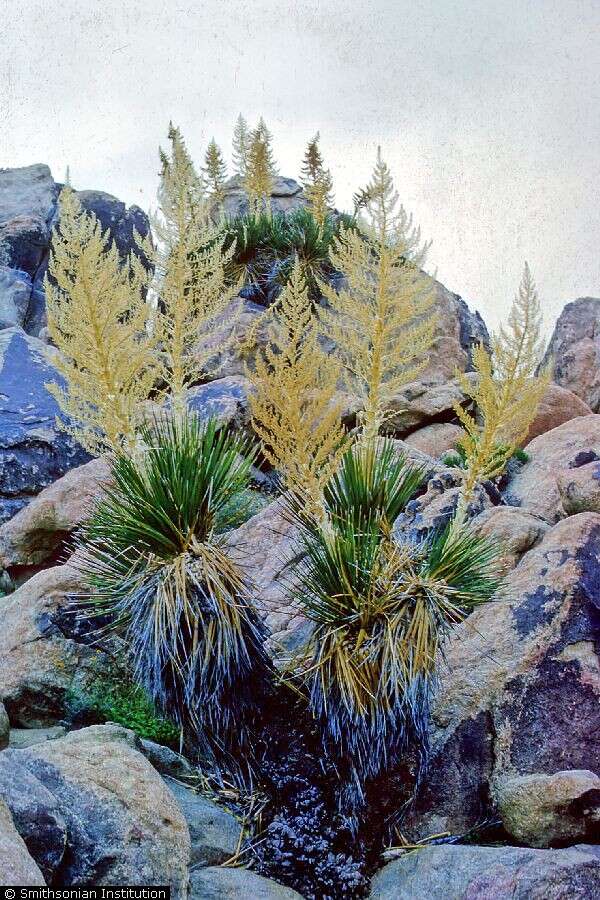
[1,0,599,331]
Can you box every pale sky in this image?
[1,0,599,331]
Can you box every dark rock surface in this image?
[0,752,67,882]
[0,327,89,523]
[0,164,150,337]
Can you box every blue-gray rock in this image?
[0,327,89,523]
[164,777,242,867]
[541,297,600,411]
[220,175,306,220]
[190,866,306,899]
[370,844,600,900]
[0,164,152,337]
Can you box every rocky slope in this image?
[0,163,599,897]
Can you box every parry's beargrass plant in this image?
[73,415,272,763]
[285,438,501,815]
[453,262,549,524]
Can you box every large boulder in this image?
[384,374,476,437]
[0,328,90,524]
[403,512,600,844]
[495,769,600,848]
[524,382,592,443]
[473,506,549,570]
[0,797,45,886]
[403,422,463,458]
[504,414,600,522]
[0,725,190,891]
[0,164,57,277]
[0,563,113,726]
[225,499,309,651]
[370,844,600,900]
[422,278,488,383]
[220,175,306,219]
[0,753,67,882]
[190,866,305,899]
[541,297,600,411]
[0,164,152,338]
[0,456,111,572]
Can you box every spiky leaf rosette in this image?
[285,439,501,816]
[72,414,272,763]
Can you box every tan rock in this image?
[404,513,600,840]
[384,375,477,436]
[14,724,190,892]
[557,460,600,515]
[225,500,309,651]
[523,382,592,444]
[0,564,113,726]
[542,297,600,411]
[473,506,549,569]
[404,423,464,458]
[505,414,600,522]
[0,457,111,570]
[0,797,45,885]
[495,769,600,847]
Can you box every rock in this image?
[524,382,592,443]
[1,725,190,891]
[0,164,152,338]
[225,499,310,651]
[0,164,57,277]
[0,456,111,571]
[76,190,151,262]
[541,297,600,411]
[187,376,252,429]
[473,506,549,569]
[422,278,488,383]
[195,298,268,379]
[0,327,90,524]
[0,752,67,882]
[138,739,196,780]
[370,844,600,900]
[558,459,600,515]
[0,703,8,751]
[403,512,600,842]
[0,563,112,726]
[220,175,307,219]
[190,866,305,900]
[505,414,600,522]
[164,777,242,867]
[0,266,32,329]
[0,797,45,886]
[8,726,66,749]
[404,422,464,458]
[384,374,477,437]
[495,770,600,847]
